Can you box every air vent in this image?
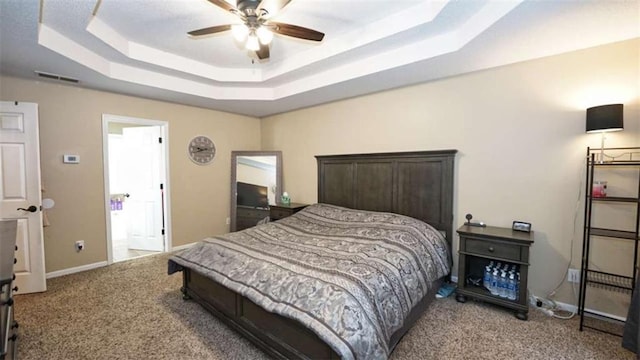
[35,71,79,84]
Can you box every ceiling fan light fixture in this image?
[231,24,249,42]
[256,26,273,45]
[246,33,260,51]
[188,0,325,60]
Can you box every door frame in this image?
[101,114,171,264]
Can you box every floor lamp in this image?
[586,104,624,163]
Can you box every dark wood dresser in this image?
[269,203,309,221]
[456,224,534,320]
[236,206,270,231]
[1,220,18,360]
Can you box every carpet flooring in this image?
[14,253,636,360]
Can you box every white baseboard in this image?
[553,300,626,322]
[553,300,576,313]
[46,261,108,279]
[172,242,197,251]
[45,243,195,279]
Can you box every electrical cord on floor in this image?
[550,281,578,320]
[529,286,577,320]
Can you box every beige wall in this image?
[1,39,637,313]
[0,76,261,272]
[262,39,639,312]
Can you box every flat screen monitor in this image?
[237,181,269,209]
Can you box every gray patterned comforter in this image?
[168,203,451,360]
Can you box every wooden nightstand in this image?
[456,224,534,320]
[270,203,308,221]
[236,206,270,231]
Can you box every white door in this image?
[0,101,46,293]
[121,126,164,251]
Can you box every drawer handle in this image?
[488,246,495,252]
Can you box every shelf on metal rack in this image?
[581,310,625,337]
[579,146,640,336]
[589,227,638,240]
[585,270,634,292]
[589,196,640,203]
[590,161,640,166]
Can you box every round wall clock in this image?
[188,135,216,165]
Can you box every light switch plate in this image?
[63,154,80,164]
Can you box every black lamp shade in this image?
[586,104,623,133]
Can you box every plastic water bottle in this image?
[515,272,520,301]
[483,265,492,290]
[507,273,517,300]
[498,270,508,298]
[490,268,500,295]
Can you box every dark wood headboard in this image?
[316,150,457,246]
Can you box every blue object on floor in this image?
[436,282,456,299]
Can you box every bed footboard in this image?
[182,267,341,360]
[180,267,442,360]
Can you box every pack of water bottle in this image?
[482,261,519,301]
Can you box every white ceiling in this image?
[1,0,638,117]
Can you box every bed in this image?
[168,150,457,359]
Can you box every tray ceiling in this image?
[1,0,638,117]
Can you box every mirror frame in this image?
[230,151,283,232]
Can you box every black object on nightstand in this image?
[270,203,308,221]
[455,224,534,320]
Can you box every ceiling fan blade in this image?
[270,22,324,41]
[206,0,237,13]
[256,0,292,17]
[188,24,232,37]
[256,43,270,60]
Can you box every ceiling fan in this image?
[188,0,325,60]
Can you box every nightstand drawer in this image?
[465,238,521,261]
[237,207,269,218]
[236,207,269,231]
[270,208,292,220]
[237,217,259,230]
[269,203,308,221]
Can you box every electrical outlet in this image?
[75,240,85,252]
[225,217,230,225]
[568,268,580,283]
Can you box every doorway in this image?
[102,114,170,263]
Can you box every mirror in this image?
[230,151,282,232]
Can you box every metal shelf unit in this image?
[579,147,640,336]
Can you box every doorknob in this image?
[17,205,38,212]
